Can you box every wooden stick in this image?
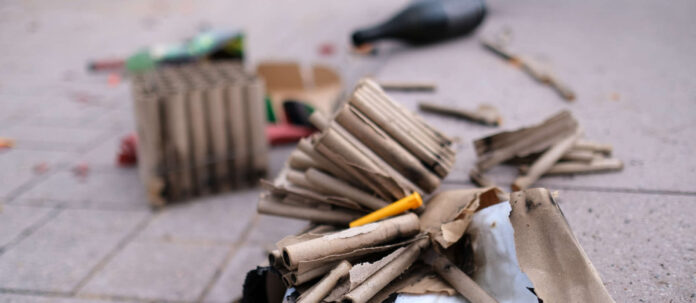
[298,261,352,303]
[419,102,501,126]
[377,81,436,92]
[519,158,623,175]
[512,130,581,191]
[423,250,498,303]
[574,140,613,155]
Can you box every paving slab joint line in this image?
[0,287,194,303]
[4,161,71,202]
[71,211,157,294]
[8,197,152,212]
[440,179,696,196]
[0,206,63,257]
[195,214,261,303]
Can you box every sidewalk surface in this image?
[1,0,695,302]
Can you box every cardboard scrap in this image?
[509,188,615,303]
[257,62,342,124]
[420,187,505,249]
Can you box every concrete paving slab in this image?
[138,189,259,244]
[374,0,696,193]
[557,190,696,302]
[0,208,148,292]
[0,205,53,249]
[1,124,107,152]
[71,132,126,170]
[79,241,228,302]
[14,168,149,211]
[203,244,267,303]
[0,293,136,303]
[0,149,71,198]
[14,98,110,129]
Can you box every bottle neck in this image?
[352,22,399,46]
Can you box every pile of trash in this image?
[244,81,616,303]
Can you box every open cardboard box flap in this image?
[257,62,342,123]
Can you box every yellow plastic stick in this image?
[349,192,423,227]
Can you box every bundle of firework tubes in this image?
[257,79,456,225]
[469,110,623,190]
[132,62,268,206]
[248,80,615,303]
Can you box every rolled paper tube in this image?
[349,192,423,228]
[419,102,501,126]
[335,106,440,192]
[289,149,320,171]
[350,90,449,176]
[314,129,395,200]
[328,122,417,198]
[286,169,318,191]
[305,169,389,210]
[308,111,330,131]
[298,261,352,303]
[476,112,578,171]
[297,138,357,183]
[282,213,420,269]
[343,238,430,303]
[269,250,283,268]
[360,80,453,147]
[573,140,613,155]
[560,149,595,162]
[512,130,581,191]
[525,158,624,175]
[424,250,498,303]
[359,89,455,165]
[292,262,338,286]
[258,195,360,225]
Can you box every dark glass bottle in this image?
[352,0,486,46]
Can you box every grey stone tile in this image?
[1,124,106,152]
[0,149,71,197]
[15,98,110,128]
[246,215,308,248]
[557,190,696,302]
[71,132,126,169]
[79,241,229,302]
[0,205,53,249]
[82,108,135,131]
[138,189,259,244]
[203,244,267,303]
[15,168,149,211]
[0,293,136,303]
[0,208,148,292]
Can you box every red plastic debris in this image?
[117,133,138,166]
[266,124,316,146]
[318,43,336,56]
[107,73,122,87]
[73,162,90,179]
[33,162,49,174]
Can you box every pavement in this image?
[0,0,694,302]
